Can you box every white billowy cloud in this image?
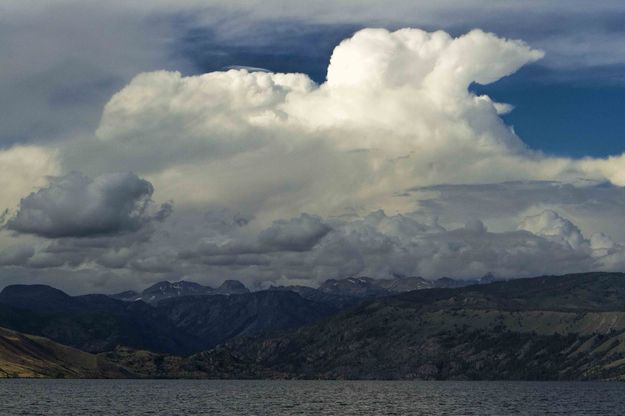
[83,28,622,220]
[3,27,625,292]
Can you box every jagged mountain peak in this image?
[113,279,251,304]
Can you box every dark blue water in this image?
[1,379,623,415]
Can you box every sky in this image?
[2,1,625,294]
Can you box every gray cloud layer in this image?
[167,208,615,285]
[410,181,625,240]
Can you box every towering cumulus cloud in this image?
[93,29,553,218]
[94,28,624,220]
[3,27,625,291]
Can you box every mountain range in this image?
[1,275,444,354]
[109,275,484,305]
[0,283,343,354]
[110,279,250,304]
[3,273,625,380]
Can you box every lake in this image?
[1,379,623,415]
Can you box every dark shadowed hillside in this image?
[0,285,342,355]
[0,285,203,354]
[156,290,340,348]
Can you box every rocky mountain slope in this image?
[266,285,362,309]
[316,275,488,298]
[0,326,131,378]
[106,272,625,380]
[155,290,339,348]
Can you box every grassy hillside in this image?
[0,327,132,378]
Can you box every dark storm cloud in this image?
[27,252,79,269]
[192,254,271,267]
[180,214,331,267]
[0,245,35,266]
[258,214,331,252]
[6,172,170,238]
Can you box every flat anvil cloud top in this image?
[1,23,625,293]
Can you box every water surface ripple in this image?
[1,379,623,415]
